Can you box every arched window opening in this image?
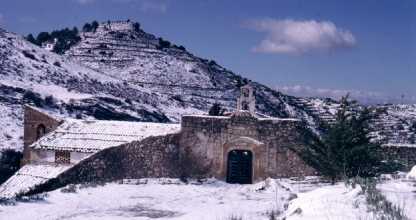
[36,124,46,140]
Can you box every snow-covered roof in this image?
[0,163,73,199]
[182,114,231,119]
[31,119,181,153]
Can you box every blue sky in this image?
[0,0,415,103]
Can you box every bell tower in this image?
[237,84,255,114]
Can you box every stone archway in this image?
[221,136,265,183]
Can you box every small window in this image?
[242,89,249,97]
[55,151,70,164]
[242,101,249,111]
[36,124,46,140]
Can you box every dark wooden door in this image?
[226,150,253,184]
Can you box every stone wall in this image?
[22,106,61,165]
[27,134,182,195]
[179,114,316,182]
[381,146,416,170]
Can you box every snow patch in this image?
[406,166,416,179]
[284,184,370,220]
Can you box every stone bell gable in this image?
[22,105,62,165]
[237,84,256,114]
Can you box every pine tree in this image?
[26,34,37,45]
[82,22,92,32]
[91,21,99,32]
[296,95,382,183]
[0,149,22,184]
[132,22,141,32]
[410,121,416,144]
[72,26,79,35]
[208,103,225,116]
[157,38,171,49]
[36,32,51,44]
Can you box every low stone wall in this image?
[381,146,416,170]
[26,133,182,195]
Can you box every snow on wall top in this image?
[31,119,181,153]
[182,112,300,121]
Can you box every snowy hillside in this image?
[0,27,203,151]
[287,96,416,146]
[0,20,415,151]
[372,104,416,146]
[65,21,308,119]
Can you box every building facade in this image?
[179,85,315,183]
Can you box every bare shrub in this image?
[353,178,408,220]
[15,193,48,202]
[44,95,57,107]
[225,215,242,220]
[22,50,37,60]
[78,181,105,189]
[267,210,279,220]
[53,61,61,67]
[0,198,16,206]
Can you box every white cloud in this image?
[113,0,168,13]
[75,0,96,4]
[248,19,356,55]
[18,16,37,24]
[74,0,168,13]
[139,1,167,13]
[276,85,416,105]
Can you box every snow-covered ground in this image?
[378,178,416,218]
[1,176,414,220]
[0,178,292,220]
[284,184,370,220]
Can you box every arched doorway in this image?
[226,150,253,184]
